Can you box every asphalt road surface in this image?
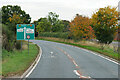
[28,40,118,78]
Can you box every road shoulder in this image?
[21,43,42,78]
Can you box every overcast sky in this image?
[1,0,119,22]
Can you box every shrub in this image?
[15,41,21,50]
[38,32,69,39]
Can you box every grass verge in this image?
[36,37,119,61]
[2,42,39,77]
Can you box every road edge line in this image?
[77,47,120,65]
[21,43,42,78]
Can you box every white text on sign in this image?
[26,29,34,33]
[17,29,23,32]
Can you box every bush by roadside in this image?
[38,32,70,39]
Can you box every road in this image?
[28,40,118,78]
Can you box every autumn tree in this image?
[8,13,26,33]
[1,5,31,51]
[91,6,118,45]
[2,5,31,34]
[2,5,31,25]
[70,14,95,40]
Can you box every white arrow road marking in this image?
[50,52,53,54]
[73,70,91,79]
[55,46,91,79]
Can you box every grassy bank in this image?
[36,37,119,61]
[2,42,39,77]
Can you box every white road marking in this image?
[72,60,78,67]
[50,52,53,54]
[80,48,120,65]
[74,70,80,76]
[73,70,91,78]
[25,45,43,78]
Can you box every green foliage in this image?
[2,5,31,35]
[8,40,15,51]
[47,12,64,32]
[2,5,31,25]
[35,12,67,33]
[36,18,51,32]
[92,6,118,44]
[0,8,2,23]
[1,5,31,51]
[15,41,21,50]
[62,20,70,32]
[48,12,59,26]
[51,20,64,32]
[39,32,69,39]
[2,24,15,51]
[2,43,39,77]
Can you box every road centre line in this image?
[55,42,119,65]
[55,46,90,79]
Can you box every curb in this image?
[21,44,42,78]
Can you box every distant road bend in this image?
[28,40,118,78]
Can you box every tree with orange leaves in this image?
[69,14,95,40]
[91,6,118,44]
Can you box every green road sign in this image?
[17,24,35,40]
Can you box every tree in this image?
[91,6,118,45]
[1,5,31,51]
[2,24,15,51]
[2,5,31,35]
[70,14,94,40]
[62,20,70,32]
[51,20,64,32]
[8,13,25,32]
[48,12,59,26]
[47,12,64,32]
[2,5,31,25]
[0,8,2,23]
[36,18,51,32]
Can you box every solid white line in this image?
[77,47,120,65]
[73,70,80,77]
[50,41,119,65]
[56,41,119,65]
[90,51,119,65]
[25,45,43,78]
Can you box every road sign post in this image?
[28,39,29,55]
[16,24,35,54]
[21,41,22,53]
[27,35,30,55]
